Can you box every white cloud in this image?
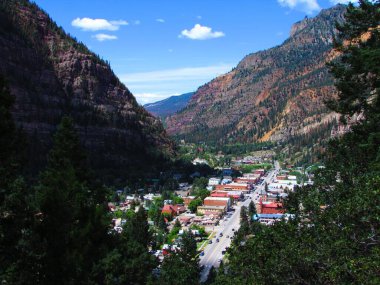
[277,0,321,14]
[329,0,359,4]
[92,33,118,41]
[120,64,233,83]
[156,18,165,23]
[179,24,225,40]
[72,17,128,31]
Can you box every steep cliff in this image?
[166,5,346,150]
[0,0,175,179]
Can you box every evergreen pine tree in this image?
[159,230,200,285]
[34,116,109,284]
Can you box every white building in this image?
[208,177,221,186]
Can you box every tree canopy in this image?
[212,2,380,284]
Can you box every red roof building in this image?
[215,183,250,192]
[204,197,230,207]
[183,196,196,206]
[210,191,229,197]
[162,205,177,216]
[259,201,284,214]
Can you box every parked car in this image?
[219,233,223,237]
[200,251,205,256]
[216,238,220,242]
[208,240,212,244]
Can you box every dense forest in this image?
[0,75,202,284]
[211,1,380,284]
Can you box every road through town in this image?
[199,161,280,283]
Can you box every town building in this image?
[208,177,221,186]
[161,204,186,216]
[183,196,196,206]
[204,197,231,208]
[215,183,250,192]
[197,205,226,216]
[257,200,284,214]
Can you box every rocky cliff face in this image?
[0,0,174,179]
[166,5,346,148]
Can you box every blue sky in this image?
[33,0,357,104]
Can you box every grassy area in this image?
[197,240,208,251]
[240,163,272,173]
[197,231,215,252]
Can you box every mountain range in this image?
[0,0,174,180]
[144,92,194,118]
[166,5,346,155]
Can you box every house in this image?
[208,177,221,186]
[183,196,196,206]
[162,205,177,216]
[172,204,186,215]
[177,215,194,226]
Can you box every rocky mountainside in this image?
[0,0,175,180]
[144,92,194,118]
[166,5,346,150]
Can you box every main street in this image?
[199,161,280,283]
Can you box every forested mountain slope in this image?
[0,0,175,179]
[166,5,346,149]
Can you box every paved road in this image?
[199,162,280,283]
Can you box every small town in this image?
[107,155,315,281]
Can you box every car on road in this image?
[221,250,226,255]
[219,233,223,237]
[216,238,220,242]
[232,228,235,231]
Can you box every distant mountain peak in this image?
[166,5,346,160]
[144,92,194,118]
